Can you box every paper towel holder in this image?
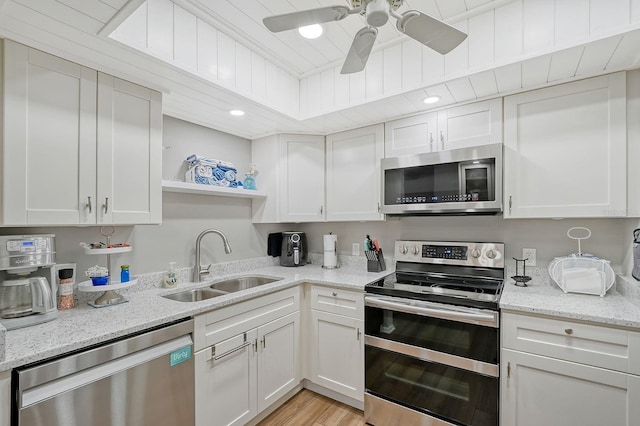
[322,233,340,269]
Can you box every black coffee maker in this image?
[280,232,307,267]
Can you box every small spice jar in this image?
[58,268,75,310]
[120,265,130,283]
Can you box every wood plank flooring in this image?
[257,390,365,426]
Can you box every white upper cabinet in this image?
[384,98,502,158]
[437,98,503,151]
[326,125,384,222]
[278,134,325,223]
[97,73,162,225]
[3,41,97,225]
[385,112,437,157]
[503,73,627,218]
[1,40,162,225]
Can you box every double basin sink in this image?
[162,276,282,302]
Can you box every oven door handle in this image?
[365,295,498,328]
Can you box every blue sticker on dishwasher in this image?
[170,346,192,366]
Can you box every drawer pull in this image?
[332,292,338,297]
[564,328,574,335]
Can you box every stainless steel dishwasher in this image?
[13,319,194,426]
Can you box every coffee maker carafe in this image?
[0,235,57,330]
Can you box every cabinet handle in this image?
[377,203,380,213]
[320,206,323,215]
[332,292,338,296]
[509,195,512,214]
[103,197,109,214]
[564,328,574,335]
[357,328,361,341]
[429,133,433,151]
[86,196,92,213]
[440,131,445,150]
[261,336,266,349]
[212,341,251,361]
[507,362,511,378]
[254,338,258,352]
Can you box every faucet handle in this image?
[199,264,212,276]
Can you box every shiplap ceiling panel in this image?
[606,30,640,71]
[446,77,477,102]
[58,0,117,23]
[547,46,583,82]
[469,70,499,97]
[494,63,523,92]
[575,36,621,76]
[436,0,469,19]
[100,0,129,9]
[426,83,456,105]
[521,55,551,86]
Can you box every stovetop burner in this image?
[366,240,506,310]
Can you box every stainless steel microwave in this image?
[381,144,502,215]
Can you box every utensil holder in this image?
[366,249,386,273]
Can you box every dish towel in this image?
[267,233,283,257]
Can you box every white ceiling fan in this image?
[263,0,468,74]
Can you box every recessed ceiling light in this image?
[229,109,245,116]
[423,95,441,104]
[298,24,323,39]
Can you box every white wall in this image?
[298,217,635,272]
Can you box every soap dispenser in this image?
[164,262,178,288]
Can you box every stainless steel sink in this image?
[209,276,282,293]
[162,288,228,302]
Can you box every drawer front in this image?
[194,287,300,352]
[310,286,364,318]
[502,311,640,374]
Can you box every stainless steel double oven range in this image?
[364,240,505,426]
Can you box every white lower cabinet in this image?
[501,311,640,425]
[501,349,640,426]
[307,285,365,403]
[194,288,301,426]
[309,310,363,401]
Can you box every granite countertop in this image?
[0,261,392,372]
[500,268,640,329]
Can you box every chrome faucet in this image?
[194,229,232,282]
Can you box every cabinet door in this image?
[278,134,324,222]
[97,73,162,224]
[3,41,97,225]
[310,310,364,401]
[257,311,300,413]
[384,112,437,158]
[195,330,258,426]
[503,73,627,218]
[326,125,384,221]
[437,98,502,151]
[501,349,640,426]
[0,371,9,426]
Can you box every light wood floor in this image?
[257,390,366,426]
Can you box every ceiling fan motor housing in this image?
[366,0,390,27]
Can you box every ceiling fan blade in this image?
[396,10,467,54]
[263,6,350,33]
[341,27,378,74]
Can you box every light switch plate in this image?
[522,248,536,266]
[352,243,360,256]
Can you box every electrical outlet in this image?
[352,243,360,256]
[522,248,537,266]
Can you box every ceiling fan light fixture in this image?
[298,24,323,39]
[423,95,440,104]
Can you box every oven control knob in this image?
[411,245,420,255]
[399,245,408,255]
[470,248,481,258]
[486,249,497,259]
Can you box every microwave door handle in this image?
[365,296,498,327]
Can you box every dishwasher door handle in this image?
[20,335,192,408]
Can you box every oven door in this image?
[364,295,499,426]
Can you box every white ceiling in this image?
[184,0,500,77]
[1,0,640,140]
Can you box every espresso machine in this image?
[0,235,57,330]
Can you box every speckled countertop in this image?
[500,267,640,329]
[0,259,393,372]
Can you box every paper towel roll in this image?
[323,234,338,268]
